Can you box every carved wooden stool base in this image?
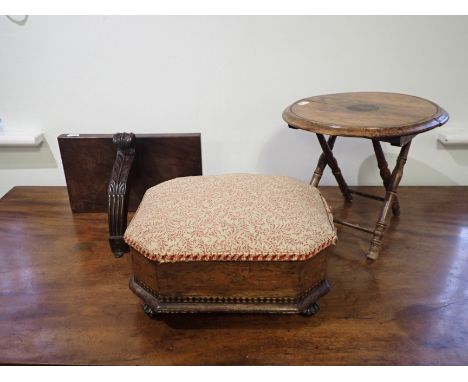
[132,277,328,316]
[129,249,330,317]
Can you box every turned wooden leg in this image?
[372,140,400,216]
[316,134,353,202]
[310,135,337,187]
[108,132,136,258]
[368,142,411,260]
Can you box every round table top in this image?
[282,92,449,138]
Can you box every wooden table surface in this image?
[1,186,467,365]
[282,92,449,138]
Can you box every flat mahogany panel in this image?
[58,133,202,212]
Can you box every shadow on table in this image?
[155,312,327,330]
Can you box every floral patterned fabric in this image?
[124,174,337,263]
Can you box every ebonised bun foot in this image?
[301,302,320,317]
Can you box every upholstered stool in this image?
[124,174,337,317]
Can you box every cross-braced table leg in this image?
[316,134,353,202]
[367,141,411,260]
[310,135,412,260]
[310,135,336,187]
[372,140,400,216]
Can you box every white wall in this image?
[1,16,467,197]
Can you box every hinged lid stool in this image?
[123,173,337,317]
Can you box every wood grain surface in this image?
[282,92,449,138]
[58,133,202,212]
[1,186,467,365]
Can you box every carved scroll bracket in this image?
[108,132,136,258]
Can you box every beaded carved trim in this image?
[134,278,323,305]
[128,237,336,263]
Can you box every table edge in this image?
[282,100,449,138]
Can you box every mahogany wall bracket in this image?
[108,132,136,258]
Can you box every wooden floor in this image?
[0,186,467,365]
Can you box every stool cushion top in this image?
[124,174,336,263]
